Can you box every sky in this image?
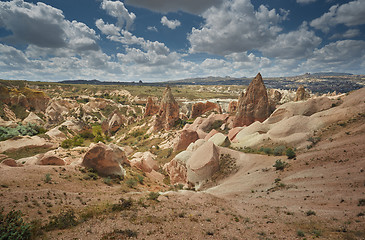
[0,0,364,82]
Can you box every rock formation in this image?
[102,110,125,134]
[174,130,199,152]
[268,89,282,112]
[144,97,159,117]
[233,73,271,127]
[82,143,128,177]
[186,141,220,189]
[130,152,159,173]
[228,101,238,113]
[191,101,222,118]
[294,85,310,101]
[154,86,180,131]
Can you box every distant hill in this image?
[310,72,353,76]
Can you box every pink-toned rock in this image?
[144,97,159,117]
[228,101,238,113]
[82,143,128,177]
[233,73,271,127]
[102,110,125,134]
[294,85,310,101]
[186,141,219,188]
[204,129,219,141]
[154,86,180,131]
[228,127,243,141]
[38,155,65,166]
[191,101,222,118]
[146,170,165,183]
[174,130,199,152]
[130,152,158,173]
[1,158,19,167]
[199,113,229,132]
[163,158,188,184]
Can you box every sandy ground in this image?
[1,117,364,239]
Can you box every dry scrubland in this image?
[0,77,364,240]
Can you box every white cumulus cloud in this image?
[161,16,181,29]
[310,0,365,32]
[101,0,136,30]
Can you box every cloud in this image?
[125,0,223,15]
[260,22,321,59]
[310,0,365,32]
[188,0,285,55]
[96,19,121,36]
[296,0,317,4]
[147,26,158,32]
[101,0,136,30]
[300,40,365,72]
[330,28,361,39]
[161,16,181,29]
[0,0,99,52]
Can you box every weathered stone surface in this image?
[45,99,78,124]
[174,130,199,152]
[38,153,65,166]
[186,141,219,187]
[130,152,158,173]
[191,101,222,118]
[163,158,188,184]
[208,133,230,147]
[154,86,180,131]
[204,129,219,141]
[0,136,53,153]
[82,143,128,177]
[228,127,243,141]
[294,85,310,101]
[233,73,271,127]
[102,110,125,134]
[268,89,282,112]
[228,101,238,113]
[186,139,206,152]
[144,97,159,117]
[22,112,45,126]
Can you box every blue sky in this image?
[0,0,364,82]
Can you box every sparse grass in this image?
[44,173,52,184]
[43,209,78,231]
[4,146,53,160]
[0,208,32,240]
[111,197,133,211]
[358,199,365,206]
[101,229,138,239]
[306,210,316,216]
[126,178,137,188]
[297,230,305,237]
[147,192,160,201]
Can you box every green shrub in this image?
[273,146,285,156]
[306,210,316,216]
[61,139,73,148]
[285,148,296,159]
[126,179,137,188]
[44,209,78,231]
[260,147,272,155]
[136,175,144,184]
[358,199,365,206]
[297,230,305,237]
[44,173,52,184]
[0,123,44,141]
[111,198,133,211]
[273,159,288,171]
[130,130,144,138]
[0,208,32,240]
[147,192,160,201]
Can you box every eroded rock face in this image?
[144,97,159,117]
[22,112,45,126]
[154,86,180,131]
[174,130,199,152]
[102,110,125,134]
[191,101,222,118]
[268,89,282,112]
[294,85,310,101]
[233,73,271,127]
[163,158,188,185]
[228,101,238,113]
[38,154,65,166]
[82,143,128,177]
[130,152,158,173]
[186,141,219,188]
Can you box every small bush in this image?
[297,230,305,237]
[147,192,160,201]
[260,147,272,155]
[111,198,133,211]
[136,175,144,184]
[126,179,137,188]
[358,199,365,206]
[43,209,78,231]
[61,139,73,148]
[306,210,316,216]
[273,146,285,156]
[0,208,32,240]
[103,177,112,186]
[273,159,288,171]
[101,229,137,239]
[44,173,52,183]
[285,148,296,159]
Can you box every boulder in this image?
[204,129,219,141]
[163,159,188,184]
[294,85,310,101]
[146,170,165,183]
[208,132,230,147]
[130,152,158,173]
[154,86,180,131]
[174,130,199,152]
[22,112,45,126]
[38,152,65,166]
[233,73,271,127]
[0,136,53,153]
[186,139,206,152]
[227,127,243,141]
[82,143,128,177]
[268,89,282,112]
[102,110,125,134]
[191,101,222,118]
[0,154,20,167]
[144,97,159,117]
[228,101,238,113]
[186,141,220,188]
